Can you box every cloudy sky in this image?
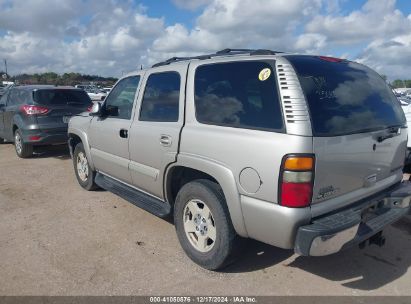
[0,0,410,80]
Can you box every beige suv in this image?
[68,49,411,270]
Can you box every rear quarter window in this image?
[286,56,405,136]
[194,60,284,132]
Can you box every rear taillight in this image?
[279,155,315,208]
[87,105,93,112]
[20,105,49,115]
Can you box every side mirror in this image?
[89,102,102,116]
[105,105,119,117]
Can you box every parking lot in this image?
[0,143,411,296]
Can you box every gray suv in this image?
[0,85,92,157]
[68,49,411,270]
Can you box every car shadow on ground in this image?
[223,216,411,291]
[285,216,411,291]
[224,239,294,273]
[32,145,71,160]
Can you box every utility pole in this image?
[4,59,7,78]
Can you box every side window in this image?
[8,89,19,106]
[139,72,180,122]
[104,76,140,120]
[16,90,29,105]
[194,61,284,132]
[0,91,8,106]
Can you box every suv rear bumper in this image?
[295,182,411,256]
[20,128,68,145]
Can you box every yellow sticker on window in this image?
[258,68,271,81]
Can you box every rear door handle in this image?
[119,129,128,138]
[160,135,172,147]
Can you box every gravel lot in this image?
[0,143,411,296]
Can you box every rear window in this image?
[33,89,92,106]
[286,56,405,136]
[194,61,284,132]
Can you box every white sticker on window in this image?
[258,68,271,81]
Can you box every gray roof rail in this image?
[151,48,283,68]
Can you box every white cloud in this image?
[150,0,323,61]
[357,35,411,79]
[171,0,212,10]
[0,0,164,76]
[0,0,91,38]
[305,0,411,45]
[295,33,327,52]
[0,0,409,80]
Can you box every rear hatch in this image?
[33,89,92,131]
[286,56,407,208]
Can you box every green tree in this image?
[392,79,405,88]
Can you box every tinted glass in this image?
[140,72,180,122]
[194,61,284,131]
[7,89,29,106]
[8,89,24,106]
[287,56,406,136]
[0,91,7,105]
[34,89,92,106]
[104,76,140,120]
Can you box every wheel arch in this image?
[11,115,24,140]
[68,128,95,170]
[164,154,248,238]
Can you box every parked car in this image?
[68,49,411,270]
[101,87,112,94]
[75,84,92,90]
[0,83,14,97]
[86,88,107,101]
[399,97,411,169]
[0,85,92,157]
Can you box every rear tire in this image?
[14,129,33,158]
[73,142,98,191]
[174,179,239,270]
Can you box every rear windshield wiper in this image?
[376,126,402,143]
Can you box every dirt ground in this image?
[0,143,411,296]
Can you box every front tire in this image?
[73,142,98,191]
[14,129,33,158]
[174,179,239,270]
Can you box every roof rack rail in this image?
[215,48,283,56]
[151,54,212,68]
[151,48,283,68]
[215,48,255,54]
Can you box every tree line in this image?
[391,79,411,88]
[0,71,118,87]
[1,70,409,89]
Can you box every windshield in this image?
[286,55,406,136]
[33,89,92,106]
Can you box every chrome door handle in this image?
[160,135,172,147]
